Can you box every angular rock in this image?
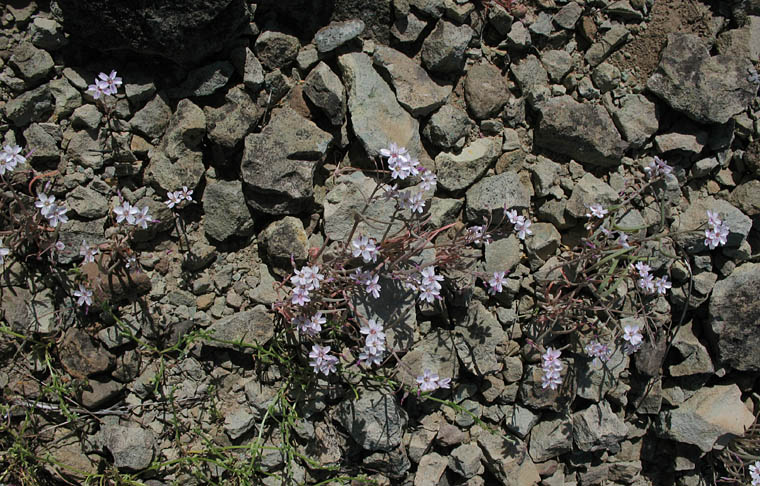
[535,95,627,167]
[4,84,53,127]
[3,288,58,334]
[414,452,447,486]
[373,46,450,117]
[59,328,114,379]
[352,275,417,352]
[206,305,275,349]
[129,94,172,140]
[102,424,156,471]
[465,63,509,120]
[205,87,260,150]
[203,179,254,241]
[669,321,714,377]
[56,0,250,66]
[528,415,573,462]
[655,384,754,452]
[465,172,531,223]
[68,185,110,219]
[730,180,760,217]
[423,104,473,151]
[566,173,619,219]
[391,12,428,45]
[78,379,124,409]
[22,123,60,163]
[338,52,423,159]
[9,42,54,87]
[541,50,573,83]
[336,390,407,452]
[303,62,346,126]
[449,442,482,479]
[421,20,474,74]
[261,216,309,270]
[572,401,627,453]
[504,404,539,439]
[612,94,659,148]
[397,328,459,389]
[436,137,501,193]
[255,30,300,70]
[364,445,411,478]
[31,17,68,51]
[49,77,82,119]
[585,24,630,67]
[484,235,522,275]
[168,61,234,98]
[314,19,365,53]
[707,262,760,372]
[454,301,507,376]
[231,47,265,93]
[654,123,708,154]
[477,433,540,486]
[519,363,575,412]
[241,107,331,215]
[224,408,257,440]
[554,2,582,30]
[647,33,756,124]
[510,55,549,99]
[575,345,629,402]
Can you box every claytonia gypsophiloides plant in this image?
[541,347,563,390]
[273,141,519,395]
[704,210,730,250]
[0,143,27,175]
[504,207,533,240]
[165,186,194,209]
[0,238,9,265]
[749,461,760,486]
[416,369,451,394]
[87,70,122,99]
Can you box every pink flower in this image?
[541,347,563,390]
[416,369,440,392]
[73,284,93,307]
[79,240,99,263]
[488,271,507,295]
[351,235,378,263]
[585,203,608,219]
[365,274,381,298]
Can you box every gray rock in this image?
[535,95,627,167]
[4,84,53,127]
[504,404,539,439]
[465,172,531,223]
[537,198,574,230]
[364,446,411,478]
[528,415,572,462]
[707,263,760,371]
[409,0,446,18]
[168,61,234,98]
[484,235,522,275]
[203,179,254,241]
[519,364,574,412]
[260,216,308,270]
[669,321,714,377]
[9,42,54,87]
[205,87,260,150]
[529,11,554,37]
[572,401,627,453]
[303,62,346,126]
[336,390,407,452]
[397,328,458,389]
[507,21,532,51]
[244,380,278,418]
[31,17,68,50]
[465,63,509,120]
[56,0,250,67]
[224,408,257,440]
[654,122,708,154]
[655,384,754,452]
[263,69,293,104]
[423,104,473,151]
[338,52,423,160]
[672,197,752,252]
[78,379,124,409]
[22,123,60,163]
[4,288,59,335]
[427,197,463,228]
[487,3,512,35]
[66,130,105,169]
[314,19,365,53]
[392,12,428,44]
[449,443,482,479]
[525,222,560,262]
[585,24,630,67]
[241,107,331,215]
[591,62,621,92]
[123,77,157,110]
[510,55,549,100]
[421,20,474,74]
[436,137,501,193]
[415,452,448,486]
[454,301,507,376]
[730,180,760,216]
[129,94,172,140]
[566,173,619,220]
[231,47,265,92]
[647,33,756,124]
[68,185,110,219]
[102,424,156,471]
[254,30,300,70]
[49,77,82,119]
[554,2,583,30]
[541,50,573,83]
[206,305,275,349]
[373,46,450,117]
[612,94,659,148]
[297,45,320,72]
[71,104,103,131]
[607,0,644,21]
[575,345,628,402]
[477,433,540,486]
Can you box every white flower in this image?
[654,276,671,295]
[408,190,425,214]
[166,191,182,208]
[291,286,311,306]
[360,319,386,347]
[704,222,729,249]
[0,238,10,265]
[616,232,630,248]
[359,344,384,366]
[416,369,441,392]
[644,156,673,178]
[541,347,563,390]
[637,273,655,294]
[584,340,612,367]
[514,216,532,240]
[291,265,324,291]
[623,325,643,347]
[365,274,381,299]
[133,206,152,229]
[73,284,93,307]
[1,144,26,170]
[585,203,608,219]
[504,208,519,225]
[749,461,760,485]
[87,80,108,99]
[309,344,338,375]
[180,186,193,201]
[380,143,409,167]
[35,193,56,217]
[79,240,99,263]
[633,262,651,277]
[114,201,137,224]
[296,311,325,337]
[351,235,378,263]
[46,205,68,227]
[706,210,722,228]
[488,271,507,295]
[420,170,437,191]
[466,225,491,244]
[96,70,122,96]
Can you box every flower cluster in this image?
[358,319,386,367]
[165,186,194,209]
[632,262,670,296]
[749,461,760,486]
[644,155,673,179]
[0,238,9,265]
[294,311,325,337]
[622,324,643,355]
[465,225,491,245]
[351,269,382,299]
[704,210,729,250]
[113,200,154,229]
[504,208,532,240]
[379,144,435,215]
[379,143,420,180]
[79,240,99,264]
[415,266,444,304]
[35,193,69,228]
[541,347,563,390]
[87,70,122,99]
[309,344,339,376]
[0,144,26,175]
[584,340,612,367]
[290,265,325,306]
[416,369,451,393]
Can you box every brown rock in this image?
[81,260,152,305]
[59,328,114,379]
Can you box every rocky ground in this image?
[1,0,760,485]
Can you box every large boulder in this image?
[56,0,251,66]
